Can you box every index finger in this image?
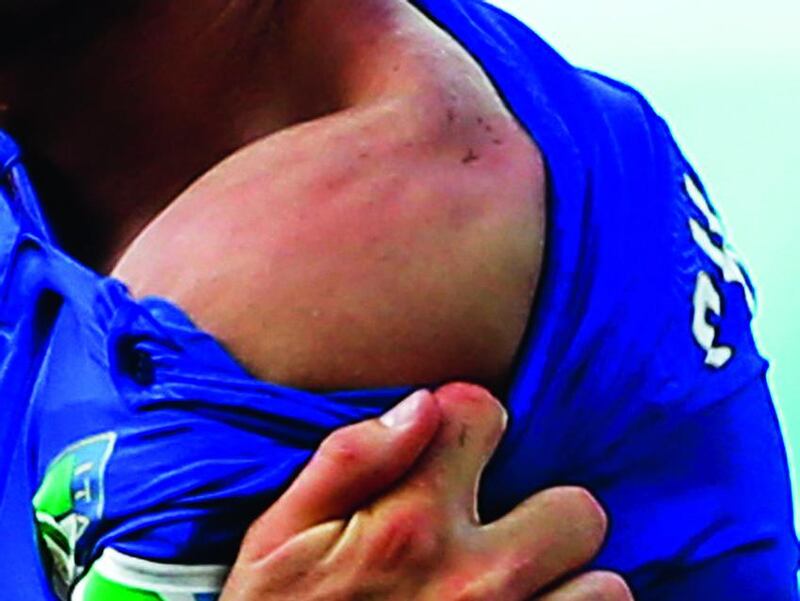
[239,390,442,561]
[383,383,507,519]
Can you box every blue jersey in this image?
[0,1,797,599]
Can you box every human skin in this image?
[111,0,545,391]
[0,0,630,596]
[220,384,633,600]
[2,0,544,391]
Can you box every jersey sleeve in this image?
[575,112,799,595]
[589,372,798,597]
[426,3,799,590]
[565,107,799,595]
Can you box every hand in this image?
[221,383,632,600]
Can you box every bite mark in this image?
[462,148,480,164]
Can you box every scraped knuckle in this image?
[585,571,634,600]
[367,505,443,569]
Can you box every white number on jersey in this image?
[685,175,755,368]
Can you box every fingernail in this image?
[380,389,431,429]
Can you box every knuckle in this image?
[585,571,634,600]
[367,505,443,568]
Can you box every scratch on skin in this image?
[462,148,479,164]
[447,107,456,125]
[458,424,468,448]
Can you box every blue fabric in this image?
[414,3,799,598]
[0,0,797,599]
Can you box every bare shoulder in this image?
[113,2,546,390]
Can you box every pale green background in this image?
[488,0,800,534]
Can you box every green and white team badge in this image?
[33,432,226,600]
[33,432,117,599]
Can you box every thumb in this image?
[239,389,441,560]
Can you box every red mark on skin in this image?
[377,522,416,567]
[462,148,479,164]
[447,108,456,124]
[369,509,439,569]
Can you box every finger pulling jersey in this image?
[0,1,797,599]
